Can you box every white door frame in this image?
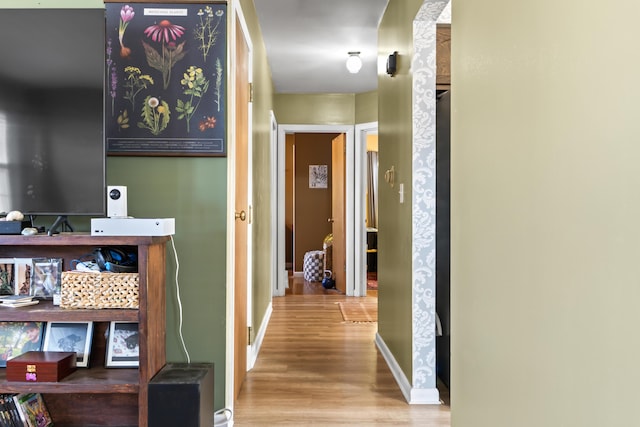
[354,121,378,297]
[269,111,282,297]
[275,124,356,296]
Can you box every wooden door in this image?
[331,134,346,293]
[234,15,250,399]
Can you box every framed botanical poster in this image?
[43,322,94,368]
[106,322,139,368]
[0,321,44,367]
[105,3,227,156]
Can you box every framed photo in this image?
[309,165,328,188]
[14,258,33,296]
[30,258,62,299]
[0,258,15,295]
[106,322,139,368]
[0,321,44,367]
[43,321,93,368]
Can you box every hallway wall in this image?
[452,0,640,425]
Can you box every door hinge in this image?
[247,326,252,345]
[248,82,254,103]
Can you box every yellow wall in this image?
[452,0,640,425]
[366,134,379,152]
[274,93,356,124]
[355,90,378,124]
[377,0,424,384]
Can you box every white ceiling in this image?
[253,0,390,94]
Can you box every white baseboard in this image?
[375,333,441,405]
[293,271,303,277]
[248,301,273,369]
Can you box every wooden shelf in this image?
[0,367,139,394]
[0,300,138,322]
[0,232,168,426]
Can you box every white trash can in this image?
[214,408,232,426]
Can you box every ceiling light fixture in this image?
[346,51,362,74]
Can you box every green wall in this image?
[452,0,640,425]
[377,0,423,384]
[14,0,103,7]
[106,159,227,409]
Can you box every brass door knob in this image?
[328,218,334,223]
[235,210,247,221]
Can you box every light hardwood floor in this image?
[233,278,451,426]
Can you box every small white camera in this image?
[107,185,128,218]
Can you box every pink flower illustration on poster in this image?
[142,19,187,89]
[118,4,135,58]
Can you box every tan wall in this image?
[452,0,640,425]
[377,0,424,384]
[293,133,335,272]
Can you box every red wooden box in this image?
[6,351,77,382]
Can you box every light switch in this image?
[399,183,404,204]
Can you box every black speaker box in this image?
[0,221,29,235]
[148,363,214,427]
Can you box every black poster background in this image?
[105,3,227,156]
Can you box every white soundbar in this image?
[91,217,175,236]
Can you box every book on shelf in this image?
[15,393,53,427]
[0,296,38,308]
[0,393,27,427]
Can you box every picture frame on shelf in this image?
[0,258,15,295]
[30,258,62,299]
[43,321,94,368]
[106,321,139,368]
[14,258,34,296]
[0,321,44,367]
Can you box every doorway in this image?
[355,122,378,297]
[275,125,356,296]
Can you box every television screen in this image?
[0,8,106,221]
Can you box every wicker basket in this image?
[60,271,139,309]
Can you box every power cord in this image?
[170,235,190,363]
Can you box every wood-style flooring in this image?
[233,276,451,426]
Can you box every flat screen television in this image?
[0,8,106,233]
